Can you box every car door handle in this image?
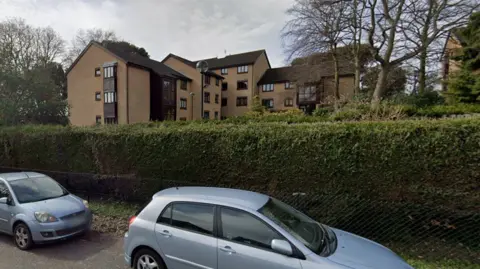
[219,246,236,254]
[158,230,172,237]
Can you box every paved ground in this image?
[0,232,127,269]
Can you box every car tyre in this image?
[14,223,34,250]
[133,248,165,269]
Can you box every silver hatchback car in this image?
[124,187,413,269]
[0,172,92,250]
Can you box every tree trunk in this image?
[333,54,340,99]
[371,65,390,106]
[418,49,427,94]
[354,55,361,95]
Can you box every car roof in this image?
[153,187,270,210]
[0,172,46,182]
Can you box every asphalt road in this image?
[0,231,127,269]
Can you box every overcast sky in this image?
[0,0,295,67]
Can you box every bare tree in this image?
[366,0,479,105]
[63,28,118,67]
[282,0,350,99]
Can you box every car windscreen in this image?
[259,198,324,253]
[9,177,68,204]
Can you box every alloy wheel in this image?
[136,254,159,269]
[15,226,29,248]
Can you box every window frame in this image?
[217,205,301,258]
[236,97,248,107]
[156,201,218,238]
[221,68,228,75]
[205,75,211,85]
[216,78,220,86]
[180,80,187,90]
[215,94,219,104]
[237,65,249,74]
[262,84,274,92]
[221,98,228,107]
[204,92,210,103]
[95,91,101,101]
[262,99,274,109]
[285,81,292,89]
[0,181,10,199]
[237,80,248,90]
[222,82,228,91]
[180,98,187,110]
[104,66,115,79]
[284,98,294,107]
[95,115,102,125]
[214,111,219,120]
[95,67,101,77]
[104,91,116,104]
[204,110,210,119]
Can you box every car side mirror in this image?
[0,197,7,204]
[271,239,293,256]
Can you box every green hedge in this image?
[0,119,479,212]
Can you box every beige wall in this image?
[163,57,222,120]
[258,82,298,111]
[176,80,191,120]
[213,65,252,117]
[445,38,463,74]
[127,66,150,124]
[253,52,270,96]
[67,44,127,126]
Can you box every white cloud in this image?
[0,0,295,67]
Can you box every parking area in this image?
[0,232,127,269]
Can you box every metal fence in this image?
[0,166,478,263]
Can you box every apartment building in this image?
[67,41,192,126]
[257,65,355,114]
[163,50,271,118]
[67,41,355,125]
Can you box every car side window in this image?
[220,207,284,251]
[157,204,172,225]
[0,182,9,198]
[158,202,215,236]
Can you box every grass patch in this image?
[405,257,480,269]
[89,200,140,218]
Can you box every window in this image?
[204,111,210,119]
[299,86,317,102]
[262,84,274,92]
[222,98,228,107]
[222,82,228,91]
[284,98,294,107]
[220,207,284,251]
[204,92,210,103]
[215,94,219,104]
[237,65,248,74]
[262,99,274,109]
[95,116,102,125]
[158,203,215,236]
[9,177,67,204]
[95,67,101,77]
[216,78,220,86]
[0,182,9,199]
[180,80,187,90]
[214,111,219,119]
[285,81,292,89]
[104,92,116,104]
[205,75,211,85]
[104,117,117,124]
[236,97,248,107]
[95,92,101,101]
[180,98,187,110]
[179,117,187,121]
[221,68,228,75]
[237,80,248,90]
[104,66,115,78]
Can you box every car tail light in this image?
[128,216,137,227]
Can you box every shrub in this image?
[0,119,479,214]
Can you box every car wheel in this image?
[133,249,164,269]
[14,223,33,250]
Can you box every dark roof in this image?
[258,63,354,85]
[161,54,224,79]
[102,42,191,80]
[66,41,191,81]
[193,50,269,70]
